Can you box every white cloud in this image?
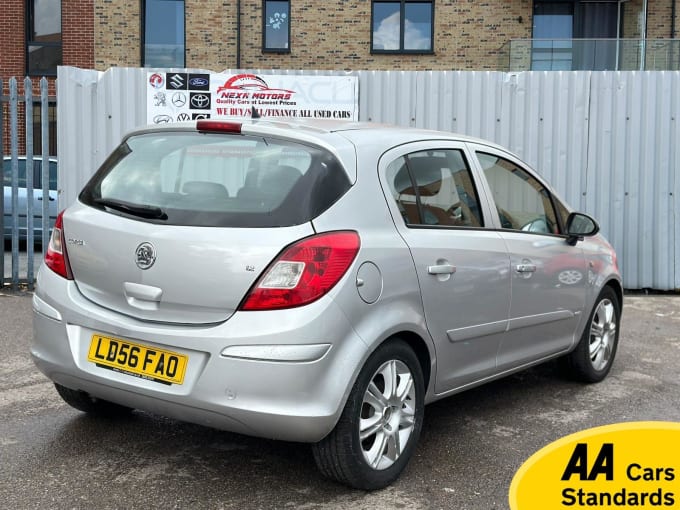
[404,20,431,51]
[373,12,430,51]
[373,12,400,50]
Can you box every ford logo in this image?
[189,77,209,87]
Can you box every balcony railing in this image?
[500,39,680,71]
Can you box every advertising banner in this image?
[146,72,358,125]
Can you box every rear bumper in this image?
[31,266,369,442]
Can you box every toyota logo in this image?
[135,243,157,270]
[153,114,172,124]
[172,92,187,107]
[191,94,210,108]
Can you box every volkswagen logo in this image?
[189,77,209,87]
[177,113,191,121]
[172,92,187,107]
[190,94,210,109]
[135,243,157,270]
[153,114,172,124]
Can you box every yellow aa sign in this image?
[509,422,680,509]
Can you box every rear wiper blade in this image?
[94,198,168,220]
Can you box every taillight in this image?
[240,231,360,311]
[44,211,73,280]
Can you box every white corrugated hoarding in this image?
[57,66,680,290]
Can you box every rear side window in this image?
[386,149,483,228]
[80,132,351,227]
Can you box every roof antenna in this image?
[251,106,261,119]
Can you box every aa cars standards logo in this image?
[509,422,680,509]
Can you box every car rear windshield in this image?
[79,131,351,227]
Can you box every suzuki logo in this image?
[172,92,187,107]
[191,94,210,108]
[169,74,185,89]
[135,243,157,270]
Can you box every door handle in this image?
[515,263,537,273]
[428,264,457,275]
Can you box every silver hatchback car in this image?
[32,120,622,489]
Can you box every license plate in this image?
[87,334,188,386]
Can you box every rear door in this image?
[67,129,351,325]
[379,142,511,393]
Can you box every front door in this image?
[472,149,587,370]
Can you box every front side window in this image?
[263,1,290,52]
[477,152,559,234]
[386,149,483,228]
[372,1,433,53]
[143,0,185,67]
[26,0,62,76]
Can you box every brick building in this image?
[2,0,679,154]
[94,0,678,72]
[1,0,94,155]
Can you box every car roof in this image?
[128,119,503,150]
[125,120,517,183]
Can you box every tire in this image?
[564,287,620,383]
[312,339,425,490]
[54,383,133,416]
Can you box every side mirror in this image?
[565,212,599,246]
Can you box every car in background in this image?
[3,156,58,242]
[31,120,622,490]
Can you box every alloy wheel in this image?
[359,359,417,470]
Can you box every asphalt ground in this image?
[1,291,679,510]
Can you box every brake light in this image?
[240,231,360,311]
[44,211,73,280]
[196,120,242,134]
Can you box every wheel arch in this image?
[604,278,624,309]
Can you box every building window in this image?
[371,1,433,53]
[263,1,290,52]
[26,0,62,76]
[143,0,185,67]
[32,102,58,156]
[531,0,621,71]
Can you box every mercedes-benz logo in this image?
[172,92,187,107]
[135,242,157,270]
[191,94,210,108]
